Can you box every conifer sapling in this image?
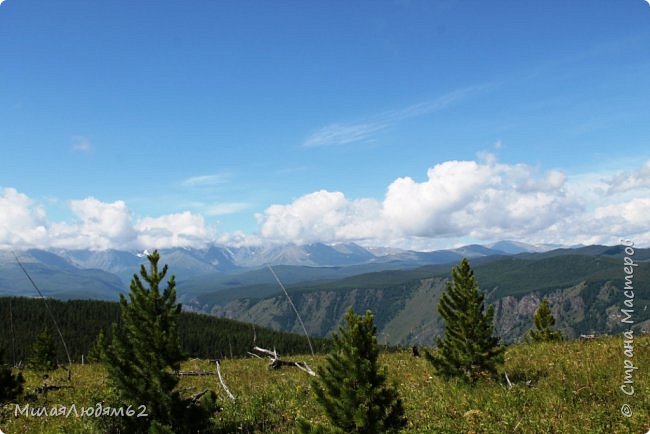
[426,258,504,382]
[29,328,58,373]
[299,308,406,433]
[102,250,218,433]
[529,298,563,342]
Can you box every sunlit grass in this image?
[1,335,648,433]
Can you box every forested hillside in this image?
[201,253,650,344]
[0,297,328,365]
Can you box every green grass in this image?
[2,335,648,433]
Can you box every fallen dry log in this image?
[252,346,316,376]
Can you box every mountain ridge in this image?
[2,242,647,345]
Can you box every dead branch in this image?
[35,384,73,394]
[247,351,263,359]
[177,371,219,376]
[253,346,278,358]
[215,360,236,402]
[252,346,316,376]
[175,361,236,402]
[292,361,316,376]
[504,372,513,389]
[189,389,209,403]
[267,265,315,356]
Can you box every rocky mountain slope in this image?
[2,243,646,345]
[200,249,650,344]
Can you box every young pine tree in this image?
[86,328,106,363]
[426,258,504,382]
[299,308,406,434]
[0,349,24,403]
[529,298,563,342]
[29,328,58,373]
[102,250,217,434]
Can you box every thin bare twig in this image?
[504,372,513,389]
[216,360,236,402]
[13,251,73,381]
[267,265,314,357]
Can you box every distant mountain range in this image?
[2,241,647,344]
[1,240,550,299]
[195,245,650,345]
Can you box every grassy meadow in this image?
[1,335,648,433]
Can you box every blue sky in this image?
[1,1,650,250]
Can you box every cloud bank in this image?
[256,156,650,247]
[0,189,216,250]
[2,156,650,250]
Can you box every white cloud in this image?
[136,212,215,249]
[258,191,383,244]
[304,122,388,147]
[303,85,493,147]
[63,198,137,249]
[71,136,92,152]
[217,230,263,247]
[2,157,650,251]
[0,188,49,249]
[44,198,138,250]
[205,202,250,216]
[605,160,650,194]
[382,160,496,236]
[0,191,217,251]
[590,198,650,244]
[257,156,650,247]
[181,173,230,187]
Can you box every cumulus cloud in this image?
[257,157,650,247]
[0,188,49,249]
[49,198,137,250]
[3,157,650,251]
[0,190,217,251]
[258,191,382,244]
[591,198,650,243]
[257,156,572,245]
[605,160,650,194]
[136,212,215,248]
[217,230,263,248]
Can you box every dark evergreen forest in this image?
[0,297,329,365]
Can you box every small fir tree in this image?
[529,298,563,342]
[0,349,24,403]
[29,328,58,373]
[426,258,504,382]
[86,328,106,363]
[299,308,406,434]
[102,250,217,433]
